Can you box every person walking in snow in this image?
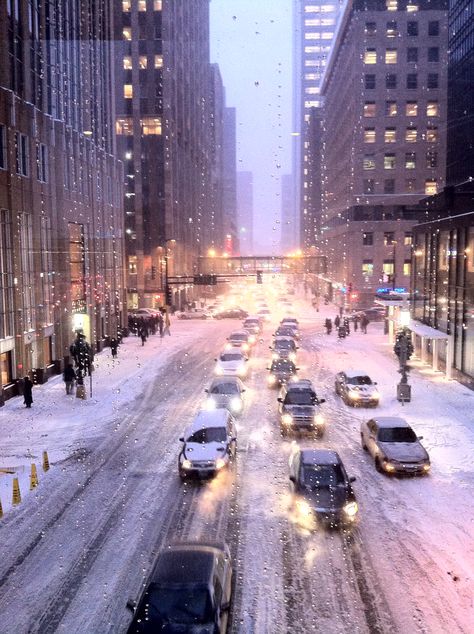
[140,328,147,346]
[361,314,369,334]
[324,318,332,335]
[63,363,76,395]
[163,310,171,336]
[353,314,359,332]
[158,312,164,338]
[334,315,341,330]
[23,376,33,408]
[110,338,119,359]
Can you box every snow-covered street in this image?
[0,295,473,633]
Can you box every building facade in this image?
[237,172,254,256]
[319,0,448,307]
[222,107,238,256]
[0,0,125,400]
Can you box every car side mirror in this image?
[318,398,326,404]
[245,358,249,362]
[296,367,300,371]
[418,436,423,440]
[289,475,295,482]
[204,388,209,393]
[242,388,246,392]
[277,397,282,402]
[179,436,184,442]
[374,382,378,385]
[231,436,237,442]
[349,476,356,483]
[126,599,137,613]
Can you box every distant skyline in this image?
[210,0,293,254]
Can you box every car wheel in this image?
[361,433,368,451]
[375,457,383,473]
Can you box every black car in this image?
[274,325,299,339]
[267,359,299,387]
[128,542,233,633]
[215,308,248,319]
[278,380,326,436]
[289,448,358,528]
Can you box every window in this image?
[383,260,395,275]
[363,155,376,170]
[407,22,418,36]
[384,179,395,194]
[407,74,418,89]
[364,102,376,117]
[154,55,163,69]
[386,21,398,37]
[428,47,439,62]
[386,0,397,10]
[384,232,395,246]
[426,127,438,142]
[406,102,418,116]
[122,0,131,11]
[154,0,162,9]
[15,133,29,176]
[406,127,417,142]
[364,128,376,143]
[386,74,397,89]
[363,232,374,246]
[0,125,6,170]
[407,3,418,12]
[427,73,438,89]
[425,179,437,195]
[123,27,132,40]
[407,47,418,62]
[138,56,147,69]
[138,0,146,10]
[426,150,437,168]
[406,178,416,192]
[116,117,133,135]
[385,128,396,143]
[385,49,397,64]
[384,153,396,169]
[140,117,162,135]
[364,49,377,64]
[427,101,439,117]
[402,233,413,247]
[124,84,133,99]
[405,152,416,169]
[385,101,397,116]
[365,22,376,35]
[36,143,48,182]
[362,260,374,276]
[363,179,375,194]
[123,56,132,69]
[365,74,376,89]
[428,21,439,36]
[403,261,411,276]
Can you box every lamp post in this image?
[391,239,397,290]
[163,238,176,308]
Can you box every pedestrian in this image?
[23,376,33,408]
[353,314,359,332]
[339,305,344,317]
[63,363,77,395]
[334,315,341,329]
[361,314,369,334]
[324,318,332,335]
[140,328,147,346]
[110,338,118,359]
[158,312,164,338]
[338,326,346,340]
[164,310,171,336]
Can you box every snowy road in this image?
[0,299,473,633]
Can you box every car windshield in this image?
[220,353,243,362]
[272,361,295,371]
[378,427,417,443]
[284,391,315,405]
[210,383,239,394]
[302,464,344,488]
[348,375,373,385]
[230,334,247,341]
[147,584,213,625]
[187,427,227,443]
[275,340,295,349]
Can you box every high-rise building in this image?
[222,107,238,255]
[0,0,125,401]
[318,0,448,307]
[281,174,297,253]
[207,64,226,254]
[237,172,254,255]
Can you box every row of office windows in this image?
[363,47,439,64]
[365,19,439,37]
[363,127,438,143]
[364,100,438,117]
[116,117,162,135]
[123,0,162,11]
[364,73,439,89]
[123,55,163,69]
[123,24,161,40]
[362,177,437,195]
[304,5,336,14]
[305,32,334,40]
[305,18,335,27]
[0,125,48,182]
[363,231,413,246]
[362,260,412,277]
[363,150,438,170]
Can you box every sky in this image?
[210,0,294,254]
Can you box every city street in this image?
[0,294,473,633]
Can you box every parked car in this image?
[334,370,380,407]
[177,308,212,320]
[278,379,326,436]
[127,541,232,633]
[204,377,246,416]
[214,350,248,378]
[267,359,299,387]
[178,409,237,479]
[360,416,430,475]
[214,308,248,319]
[288,448,358,528]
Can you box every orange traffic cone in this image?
[42,450,50,472]
[12,477,21,505]
[30,463,38,490]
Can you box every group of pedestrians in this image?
[324,312,370,339]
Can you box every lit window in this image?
[385,101,397,116]
[364,129,376,143]
[305,5,319,12]
[427,102,439,117]
[363,155,376,170]
[138,0,146,11]
[128,256,138,274]
[321,32,334,40]
[364,102,376,117]
[384,232,395,246]
[364,49,377,64]
[386,21,398,37]
[305,101,320,108]
[116,118,133,135]
[305,32,320,40]
[403,261,411,276]
[124,84,133,99]
[384,154,396,169]
[122,0,131,12]
[305,60,318,67]
[123,56,132,70]
[154,55,163,69]
[385,49,397,64]
[425,179,437,195]
[305,46,319,54]
[321,18,335,26]
[305,73,318,80]
[407,4,418,12]
[405,152,416,169]
[406,127,417,142]
[305,19,321,26]
[139,56,147,69]
[383,261,394,275]
[320,5,335,13]
[404,233,413,245]
[154,0,162,9]
[386,0,397,11]
[362,260,374,276]
[305,87,320,94]
[140,118,162,135]
[385,128,396,143]
[426,127,438,142]
[123,27,132,41]
[406,102,418,116]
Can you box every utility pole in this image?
[394,327,413,404]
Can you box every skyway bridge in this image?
[197,255,326,277]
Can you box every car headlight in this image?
[343,501,358,518]
[272,352,279,360]
[267,374,276,385]
[224,343,232,351]
[372,392,380,400]
[348,390,360,400]
[314,414,325,426]
[205,398,217,410]
[249,335,256,344]
[230,397,242,412]
[215,458,226,470]
[423,463,431,472]
[282,413,293,425]
[181,459,192,470]
[215,366,224,376]
[384,461,395,472]
[295,499,312,516]
[291,375,299,382]
[242,343,249,351]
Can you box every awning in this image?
[408,320,450,340]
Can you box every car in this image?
[214,350,248,377]
[334,370,380,407]
[204,377,246,416]
[281,317,299,328]
[177,308,212,320]
[127,541,232,633]
[243,316,263,335]
[270,336,298,361]
[274,325,299,340]
[131,307,160,317]
[214,308,248,319]
[278,380,326,436]
[267,359,299,387]
[289,448,358,528]
[226,330,252,353]
[360,417,431,475]
[257,307,272,322]
[354,308,385,322]
[178,410,237,479]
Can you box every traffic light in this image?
[256,270,263,284]
[165,284,173,306]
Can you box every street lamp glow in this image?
[208,248,216,257]
[399,309,411,327]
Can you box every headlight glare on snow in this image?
[215,458,226,470]
[296,499,312,516]
[314,414,325,425]
[205,398,217,410]
[215,366,224,376]
[282,413,293,425]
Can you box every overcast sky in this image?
[210,0,293,254]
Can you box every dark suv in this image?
[289,448,358,528]
[128,541,232,633]
[277,380,326,436]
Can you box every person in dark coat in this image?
[140,328,147,346]
[361,314,369,334]
[324,318,332,335]
[23,376,33,408]
[110,338,119,359]
[158,313,164,338]
[334,315,341,329]
[353,314,359,331]
[63,364,76,395]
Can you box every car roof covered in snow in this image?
[187,409,231,433]
[344,370,372,379]
[300,448,340,466]
[371,416,410,428]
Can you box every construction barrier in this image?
[30,463,38,490]
[12,477,21,505]
[42,450,50,472]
